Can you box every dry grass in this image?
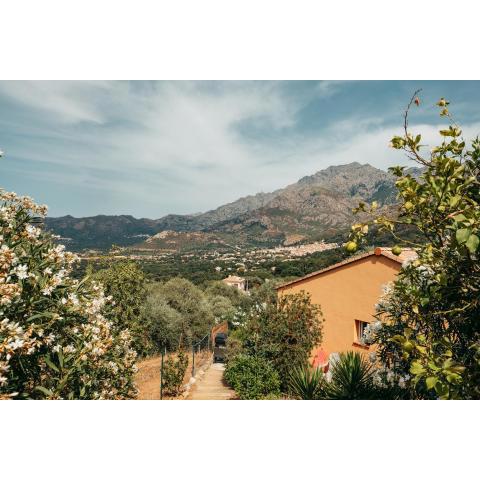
[135,350,212,400]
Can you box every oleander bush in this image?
[0,187,137,399]
[224,354,281,399]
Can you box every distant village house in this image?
[222,275,247,291]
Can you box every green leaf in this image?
[428,361,441,372]
[390,335,406,344]
[446,373,462,384]
[420,297,430,307]
[453,214,467,223]
[465,234,479,253]
[410,361,425,375]
[434,381,449,398]
[449,195,461,208]
[58,349,64,369]
[456,228,471,244]
[415,344,427,354]
[44,355,60,373]
[426,376,438,390]
[35,386,54,397]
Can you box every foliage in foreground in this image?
[347,94,480,399]
[289,352,407,400]
[0,188,137,399]
[289,364,323,400]
[224,354,281,399]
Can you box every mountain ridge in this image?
[45,162,410,251]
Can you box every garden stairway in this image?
[187,363,236,400]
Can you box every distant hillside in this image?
[45,162,412,251]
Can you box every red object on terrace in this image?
[312,348,329,369]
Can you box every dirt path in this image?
[187,363,236,400]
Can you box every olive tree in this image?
[155,277,214,345]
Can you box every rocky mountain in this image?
[45,162,401,251]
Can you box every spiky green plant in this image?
[321,351,377,400]
[289,365,324,399]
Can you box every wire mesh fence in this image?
[191,332,211,378]
[158,331,213,399]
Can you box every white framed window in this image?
[355,320,369,344]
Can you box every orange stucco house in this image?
[276,247,416,366]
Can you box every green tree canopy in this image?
[91,260,151,355]
[242,291,323,388]
[155,277,214,345]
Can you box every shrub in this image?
[162,350,188,396]
[243,291,323,388]
[320,352,377,400]
[289,365,324,400]
[224,329,245,363]
[224,354,281,399]
[0,188,137,399]
[91,260,150,356]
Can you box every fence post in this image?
[192,344,195,378]
[160,347,165,400]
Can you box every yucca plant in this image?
[321,351,377,400]
[289,365,324,399]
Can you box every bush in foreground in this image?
[347,95,480,399]
[289,365,324,400]
[289,352,407,400]
[224,354,280,400]
[0,188,137,399]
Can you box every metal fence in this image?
[159,330,213,399]
[191,332,211,378]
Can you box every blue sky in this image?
[1,80,480,218]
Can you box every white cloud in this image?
[1,81,480,217]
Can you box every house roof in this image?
[222,275,245,283]
[276,246,417,290]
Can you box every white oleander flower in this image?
[25,224,40,239]
[14,264,28,280]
